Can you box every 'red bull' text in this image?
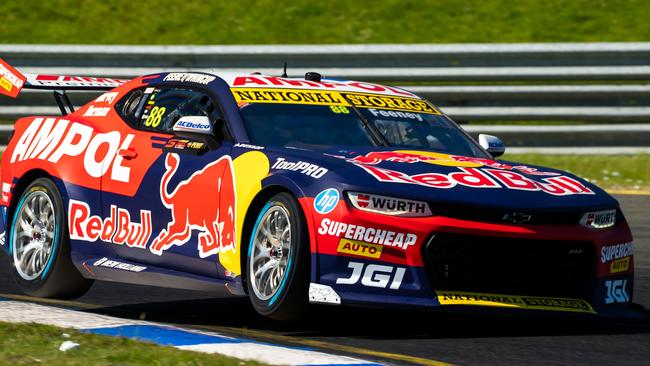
[69,200,151,249]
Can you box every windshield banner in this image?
[232,88,441,114]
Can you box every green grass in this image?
[504,154,650,191]
[1,0,649,44]
[0,321,265,366]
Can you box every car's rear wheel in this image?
[246,192,309,320]
[10,178,93,298]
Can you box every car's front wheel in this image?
[246,192,309,320]
[10,178,93,299]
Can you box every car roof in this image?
[200,71,421,99]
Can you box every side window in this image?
[140,87,219,134]
[115,88,145,126]
[116,86,231,140]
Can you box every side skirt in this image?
[71,252,246,296]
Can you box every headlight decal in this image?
[580,209,617,229]
[347,192,432,217]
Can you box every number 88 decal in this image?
[330,106,349,114]
[145,106,167,128]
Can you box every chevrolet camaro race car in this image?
[0,58,636,320]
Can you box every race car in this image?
[0,58,636,320]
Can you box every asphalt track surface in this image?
[1,194,649,366]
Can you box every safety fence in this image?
[1,43,649,151]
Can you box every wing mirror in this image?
[172,116,213,135]
[478,134,506,157]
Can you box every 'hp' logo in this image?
[314,188,340,214]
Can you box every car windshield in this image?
[239,104,376,149]
[236,93,488,158]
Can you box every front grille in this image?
[424,233,595,299]
[432,204,585,225]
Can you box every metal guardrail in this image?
[4,43,650,67]
[1,43,650,151]
[11,65,650,81]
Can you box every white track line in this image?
[0,299,381,366]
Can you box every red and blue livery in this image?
[0,58,636,320]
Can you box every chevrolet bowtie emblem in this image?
[503,212,532,224]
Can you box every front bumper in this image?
[306,197,636,316]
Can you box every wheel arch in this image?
[240,185,291,293]
[6,170,94,298]
[9,169,66,217]
[7,169,67,253]
[239,183,312,294]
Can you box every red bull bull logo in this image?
[348,150,559,176]
[357,164,593,196]
[150,153,237,258]
[348,151,461,166]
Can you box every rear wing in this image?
[23,73,128,91]
[0,57,128,114]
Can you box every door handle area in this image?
[118,148,138,160]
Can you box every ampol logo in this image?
[11,118,135,183]
[150,153,237,258]
[314,188,339,214]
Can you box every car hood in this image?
[265,146,619,211]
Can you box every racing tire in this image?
[246,193,309,320]
[9,178,93,299]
